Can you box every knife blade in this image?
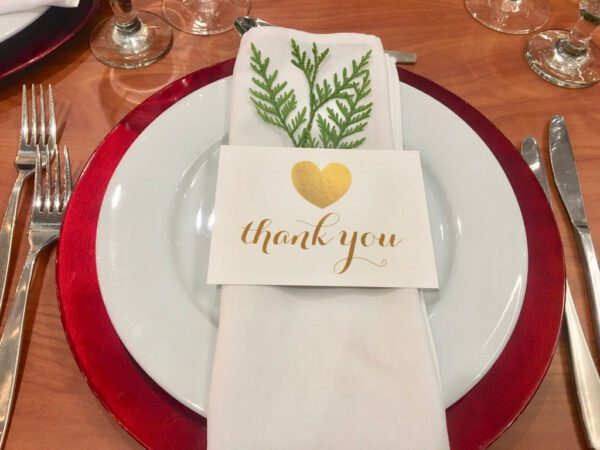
[550,115,600,359]
[550,116,588,228]
[522,136,600,450]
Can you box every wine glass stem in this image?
[109,0,141,32]
[561,10,599,56]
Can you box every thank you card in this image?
[207,145,438,288]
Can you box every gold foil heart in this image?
[291,161,352,208]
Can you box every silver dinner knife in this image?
[522,137,600,449]
[550,115,600,359]
[233,16,418,65]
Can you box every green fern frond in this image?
[290,107,308,134]
[249,40,373,149]
[249,43,301,146]
[337,138,366,149]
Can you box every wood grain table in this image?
[0,0,598,448]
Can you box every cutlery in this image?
[522,136,600,449]
[0,85,55,316]
[0,144,71,448]
[234,16,418,65]
[550,115,600,358]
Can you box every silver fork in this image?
[0,144,71,448]
[0,85,56,317]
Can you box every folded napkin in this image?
[0,0,78,15]
[208,27,449,450]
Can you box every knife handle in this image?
[384,50,418,65]
[574,226,600,358]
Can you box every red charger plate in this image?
[56,60,565,450]
[0,0,100,81]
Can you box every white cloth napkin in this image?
[208,27,450,450]
[0,0,78,15]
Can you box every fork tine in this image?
[63,145,72,209]
[44,146,51,212]
[39,85,46,147]
[53,145,61,212]
[20,85,28,146]
[47,85,56,156]
[30,85,37,146]
[34,146,42,210]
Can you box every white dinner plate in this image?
[0,7,48,43]
[96,76,528,415]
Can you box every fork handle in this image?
[0,249,38,448]
[0,172,29,315]
[565,283,600,449]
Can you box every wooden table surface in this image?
[0,0,599,448]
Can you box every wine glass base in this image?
[465,0,550,34]
[90,11,173,69]
[162,0,251,35]
[526,29,600,88]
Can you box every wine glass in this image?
[465,0,550,34]
[162,0,251,35]
[526,0,600,88]
[90,0,173,69]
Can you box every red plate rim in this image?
[56,60,565,450]
[0,0,100,81]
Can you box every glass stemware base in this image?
[465,0,550,34]
[90,11,173,69]
[526,29,600,88]
[162,0,251,35]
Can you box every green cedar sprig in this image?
[249,40,372,149]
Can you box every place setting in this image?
[1,0,600,448]
[60,7,564,450]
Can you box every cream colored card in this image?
[207,145,438,288]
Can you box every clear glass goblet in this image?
[526,0,600,88]
[162,0,251,35]
[465,0,550,34]
[90,0,173,69]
